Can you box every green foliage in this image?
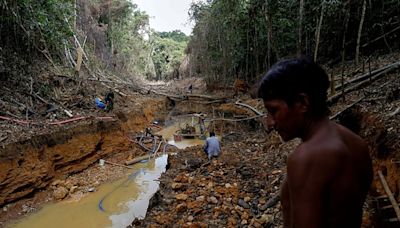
[0,0,74,55]
[188,0,400,86]
[150,31,189,80]
[101,0,154,77]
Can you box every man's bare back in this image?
[281,118,372,227]
[257,58,373,227]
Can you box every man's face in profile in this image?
[263,99,305,141]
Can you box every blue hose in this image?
[98,168,145,212]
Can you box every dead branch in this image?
[0,116,30,125]
[235,100,264,116]
[189,99,228,104]
[210,114,265,122]
[387,107,400,117]
[362,25,400,48]
[150,90,185,100]
[0,135,8,143]
[378,171,400,221]
[125,155,151,166]
[185,94,224,100]
[100,82,127,97]
[334,60,400,92]
[328,62,400,104]
[104,160,133,169]
[330,97,365,120]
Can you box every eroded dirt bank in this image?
[0,97,166,226]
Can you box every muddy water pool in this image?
[8,155,167,228]
[157,115,211,149]
[8,117,209,228]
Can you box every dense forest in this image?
[0,0,189,81]
[187,0,400,85]
[1,0,399,86]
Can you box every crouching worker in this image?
[203,132,220,160]
[257,57,372,228]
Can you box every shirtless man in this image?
[257,58,373,227]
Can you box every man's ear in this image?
[297,93,310,113]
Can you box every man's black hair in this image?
[257,57,330,117]
[209,132,215,137]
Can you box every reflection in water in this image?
[9,155,168,228]
[109,155,167,227]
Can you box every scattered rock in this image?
[176,193,188,201]
[69,186,78,194]
[207,196,218,204]
[176,203,187,213]
[257,214,273,225]
[53,186,68,200]
[171,183,183,190]
[241,211,250,220]
[87,187,95,192]
[196,196,205,202]
[238,199,250,209]
[187,215,194,222]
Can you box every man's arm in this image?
[203,140,209,154]
[286,147,334,228]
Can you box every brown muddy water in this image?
[8,155,167,228]
[158,115,211,149]
[7,117,209,228]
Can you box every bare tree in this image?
[355,0,367,64]
[314,1,325,62]
[298,0,305,55]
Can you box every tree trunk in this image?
[264,0,272,68]
[314,1,325,62]
[355,0,366,64]
[298,0,305,55]
[341,3,351,102]
[108,0,113,59]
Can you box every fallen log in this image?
[387,107,400,117]
[329,97,365,120]
[210,114,265,122]
[104,160,133,169]
[378,171,400,221]
[148,89,185,100]
[334,60,400,92]
[125,155,151,166]
[235,100,264,116]
[328,63,399,104]
[152,141,163,158]
[362,25,400,48]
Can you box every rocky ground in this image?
[135,66,400,227]
[134,130,295,228]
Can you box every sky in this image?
[133,0,197,36]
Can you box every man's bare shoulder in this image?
[288,123,351,176]
[290,138,344,166]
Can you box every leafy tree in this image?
[0,0,74,57]
[150,31,189,80]
[187,0,400,87]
